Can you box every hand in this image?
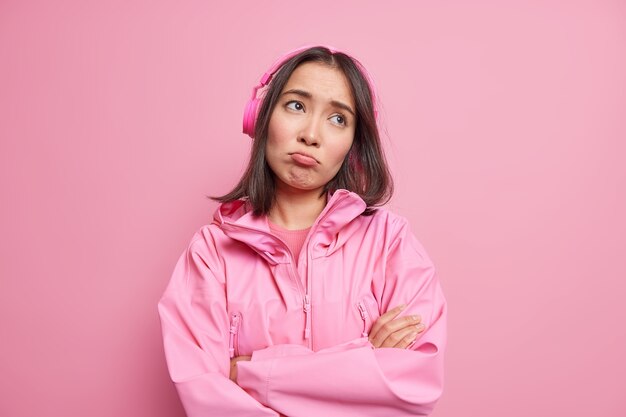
[368,305,425,348]
[229,355,251,383]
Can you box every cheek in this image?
[265,116,288,168]
[328,137,354,165]
[267,112,279,138]
[267,111,292,146]
[265,118,280,160]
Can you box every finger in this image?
[368,304,406,340]
[377,325,416,348]
[230,355,251,368]
[229,360,237,382]
[387,329,418,349]
[229,356,252,383]
[370,314,422,348]
[369,312,421,347]
[378,323,424,349]
[392,324,426,349]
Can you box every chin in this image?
[288,183,320,191]
[281,177,325,192]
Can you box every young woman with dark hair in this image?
[158,45,447,417]
[215,46,392,215]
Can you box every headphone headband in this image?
[242,45,378,139]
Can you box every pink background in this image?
[1,1,624,416]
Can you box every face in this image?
[265,61,356,194]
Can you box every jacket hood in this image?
[212,189,368,265]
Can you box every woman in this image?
[158,45,447,417]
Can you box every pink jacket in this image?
[158,189,447,417]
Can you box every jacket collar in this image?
[213,189,367,264]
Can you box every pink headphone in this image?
[242,44,379,139]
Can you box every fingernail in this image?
[397,304,407,310]
[412,315,421,321]
[416,324,425,331]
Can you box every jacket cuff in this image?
[251,344,313,361]
[236,358,274,405]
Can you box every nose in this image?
[298,116,321,147]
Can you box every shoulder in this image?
[366,207,432,262]
[180,222,229,274]
[353,207,411,248]
[364,206,411,233]
[187,222,220,250]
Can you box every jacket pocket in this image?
[229,312,242,359]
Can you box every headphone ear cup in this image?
[243,98,260,138]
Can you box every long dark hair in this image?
[210,46,393,216]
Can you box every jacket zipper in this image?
[222,222,311,345]
[357,301,370,337]
[276,237,311,346]
[222,196,350,350]
[229,312,241,358]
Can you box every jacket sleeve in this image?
[236,216,447,417]
[157,232,280,417]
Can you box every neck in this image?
[268,185,328,230]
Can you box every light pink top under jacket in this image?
[157,189,447,417]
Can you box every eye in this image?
[330,114,347,126]
[286,101,305,112]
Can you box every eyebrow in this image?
[281,88,356,117]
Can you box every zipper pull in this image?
[303,295,311,339]
[358,301,369,337]
[229,313,240,359]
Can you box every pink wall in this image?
[1,1,624,416]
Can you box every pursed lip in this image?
[289,151,319,164]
